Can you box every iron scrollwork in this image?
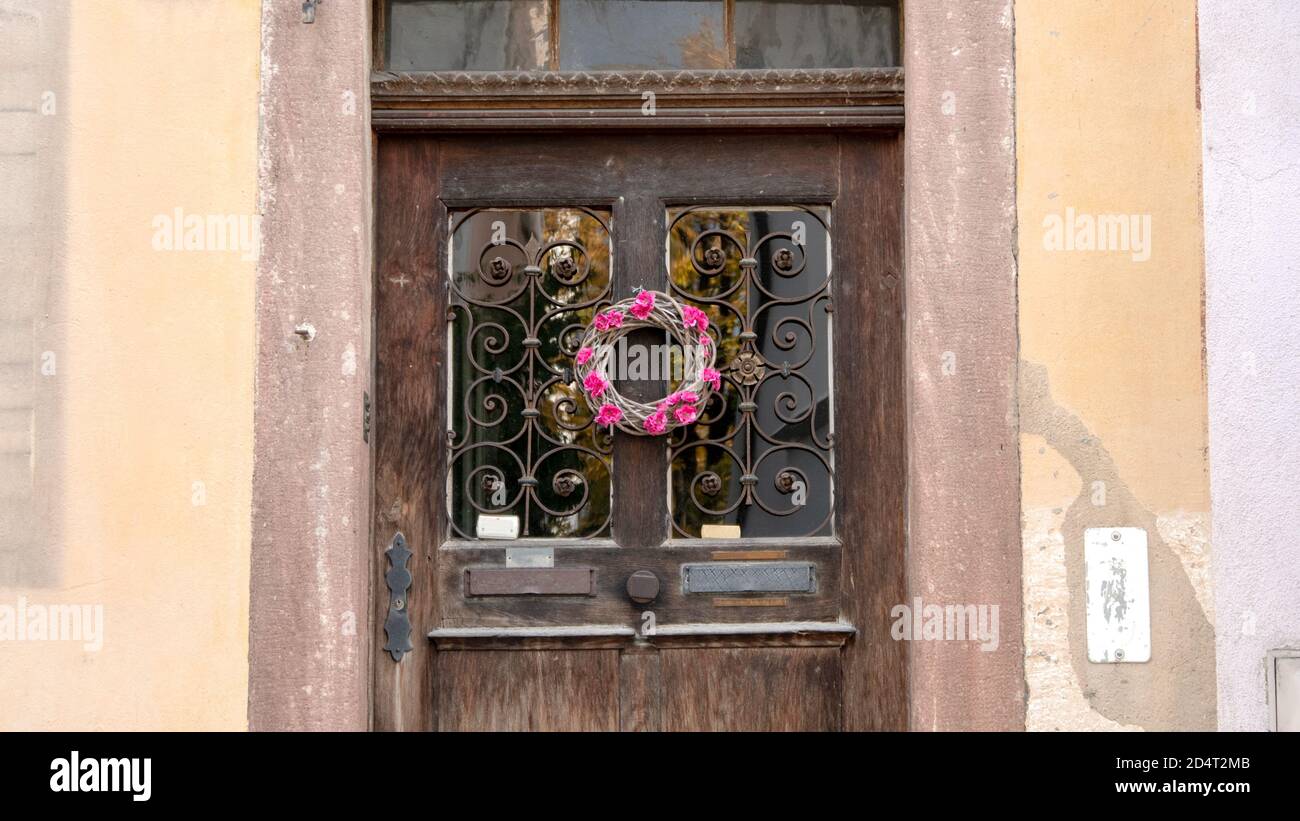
[447,208,613,539]
[667,206,835,539]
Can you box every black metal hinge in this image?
[363,391,371,443]
[383,532,413,662]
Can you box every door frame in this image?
[248,1,1023,731]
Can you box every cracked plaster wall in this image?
[1016,0,1216,731]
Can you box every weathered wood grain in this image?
[660,647,842,731]
[436,650,620,731]
[372,138,443,732]
[619,648,662,732]
[836,134,908,731]
[612,195,670,549]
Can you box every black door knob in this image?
[626,570,660,604]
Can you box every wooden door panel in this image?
[436,650,620,732]
[433,133,841,205]
[660,647,842,731]
[836,136,907,730]
[611,193,670,550]
[619,649,662,732]
[374,137,444,733]
[373,131,906,732]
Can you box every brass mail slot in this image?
[465,567,595,597]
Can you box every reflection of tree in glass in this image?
[450,209,612,539]
[668,210,750,537]
[533,210,613,536]
[666,207,834,539]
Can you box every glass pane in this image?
[667,207,834,539]
[386,0,549,71]
[559,0,726,70]
[448,208,613,539]
[734,0,900,68]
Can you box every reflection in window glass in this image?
[667,207,834,539]
[387,0,549,71]
[734,0,899,68]
[559,0,726,70]
[448,209,613,539]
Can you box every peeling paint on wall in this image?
[1016,0,1216,731]
[1021,362,1215,730]
[1024,509,1141,732]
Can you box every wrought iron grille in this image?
[446,208,613,539]
[667,206,835,538]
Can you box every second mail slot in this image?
[682,562,816,594]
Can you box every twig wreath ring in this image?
[573,290,721,436]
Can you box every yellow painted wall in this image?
[1016,0,1215,729]
[0,0,1216,731]
[0,1,258,729]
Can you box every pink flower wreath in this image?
[572,290,720,436]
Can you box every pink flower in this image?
[701,367,721,390]
[575,347,593,365]
[698,333,712,348]
[673,404,699,425]
[659,391,684,410]
[629,290,655,320]
[582,372,608,398]
[594,310,625,332]
[681,305,709,332]
[677,391,699,405]
[643,411,667,435]
[595,403,622,427]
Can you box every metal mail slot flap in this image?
[465,567,594,597]
[682,562,816,594]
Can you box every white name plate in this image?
[476,514,520,540]
[1084,527,1151,663]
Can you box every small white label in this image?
[700,524,741,539]
[1085,527,1151,663]
[476,514,520,540]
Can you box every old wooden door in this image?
[374,131,904,731]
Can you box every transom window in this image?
[382,0,900,71]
